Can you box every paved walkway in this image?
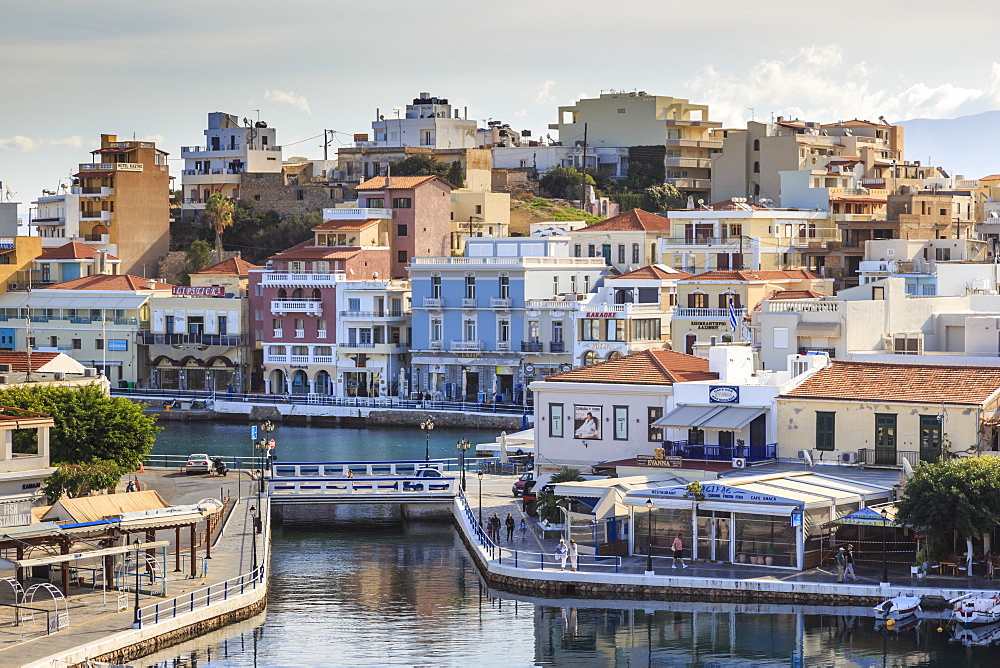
[0,470,258,667]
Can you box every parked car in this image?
[413,467,445,478]
[521,480,539,517]
[185,453,212,475]
[512,471,534,497]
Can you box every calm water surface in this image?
[139,423,1000,666]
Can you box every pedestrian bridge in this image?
[269,460,458,505]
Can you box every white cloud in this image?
[139,134,165,145]
[0,135,87,151]
[683,46,1000,126]
[533,80,557,106]
[513,108,528,118]
[264,89,312,114]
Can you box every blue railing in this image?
[662,441,777,462]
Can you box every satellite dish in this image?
[372,272,378,279]
[379,115,384,121]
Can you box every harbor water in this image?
[138,423,1000,666]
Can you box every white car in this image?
[185,453,212,475]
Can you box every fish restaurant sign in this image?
[648,483,785,504]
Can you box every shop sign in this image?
[709,386,740,403]
[692,321,722,330]
[584,312,616,318]
[107,339,128,351]
[648,483,788,504]
[172,286,225,297]
[0,501,32,528]
[636,455,682,468]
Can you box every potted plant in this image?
[912,545,928,578]
[764,542,775,566]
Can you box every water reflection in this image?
[141,526,1000,667]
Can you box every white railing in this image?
[412,257,606,266]
[313,355,334,363]
[429,340,443,350]
[294,329,305,338]
[423,297,443,308]
[462,298,477,308]
[766,301,840,313]
[450,340,483,351]
[317,329,328,338]
[673,307,747,318]
[322,207,392,219]
[289,355,309,363]
[272,329,283,338]
[260,273,345,287]
[491,297,512,308]
[526,300,577,310]
[265,354,288,363]
[269,476,457,497]
[496,341,511,351]
[273,460,445,477]
[271,300,323,315]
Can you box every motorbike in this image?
[212,457,228,477]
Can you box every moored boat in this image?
[952,592,1000,626]
[874,595,921,619]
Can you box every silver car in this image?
[185,453,212,475]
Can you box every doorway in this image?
[875,413,897,466]
[696,510,731,562]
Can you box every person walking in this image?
[845,544,858,581]
[555,539,569,570]
[569,539,579,572]
[834,547,847,582]
[672,533,688,569]
[505,513,516,542]
[518,518,527,540]
[490,513,501,542]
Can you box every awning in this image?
[698,407,767,430]
[827,503,900,527]
[652,405,721,427]
[797,322,841,337]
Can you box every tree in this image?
[644,183,683,212]
[43,459,126,501]
[205,193,235,262]
[446,160,465,189]
[896,457,1000,558]
[389,155,450,179]
[533,467,585,523]
[539,167,595,200]
[0,385,159,471]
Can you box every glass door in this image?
[696,514,713,561]
[696,512,732,562]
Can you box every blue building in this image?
[408,238,606,402]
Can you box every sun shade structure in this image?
[653,405,766,430]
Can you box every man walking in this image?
[835,547,847,582]
[672,533,688,569]
[845,544,858,581]
[505,513,515,542]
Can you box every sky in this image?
[2,0,999,208]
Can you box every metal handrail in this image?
[136,563,265,628]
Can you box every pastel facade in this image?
[566,209,671,275]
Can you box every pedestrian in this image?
[555,538,569,570]
[491,513,501,542]
[518,518,527,541]
[845,544,858,581]
[834,547,847,582]
[569,539,579,571]
[672,533,688,569]
[125,479,135,493]
[505,513,515,541]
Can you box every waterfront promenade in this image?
[1,470,264,668]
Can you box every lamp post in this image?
[456,437,471,491]
[645,499,654,575]
[132,539,141,627]
[477,470,484,527]
[420,418,434,461]
[881,508,889,584]
[249,505,258,576]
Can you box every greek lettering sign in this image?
[172,286,225,297]
[709,386,740,403]
[692,321,723,330]
[115,163,143,171]
[0,238,14,250]
[107,339,128,351]
[636,455,683,468]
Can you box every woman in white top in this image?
[569,539,579,572]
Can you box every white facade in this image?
[491,145,630,178]
[366,93,477,150]
[30,193,91,249]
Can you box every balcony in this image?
[259,273,345,287]
[83,233,111,244]
[79,210,112,222]
[496,341,511,352]
[272,329,283,338]
[322,207,392,220]
[665,178,712,190]
[77,186,114,197]
[429,340,443,350]
[338,310,408,319]
[451,340,483,351]
[664,157,712,169]
[317,329,328,338]
[313,355,334,363]
[294,329,305,338]
[765,300,840,313]
[660,237,740,246]
[139,332,246,346]
[461,298,477,308]
[181,145,282,158]
[664,138,723,150]
[521,341,543,353]
[265,354,288,363]
[673,307,747,318]
[857,448,919,469]
[270,300,323,316]
[422,297,443,308]
[797,346,836,357]
[525,300,576,310]
[550,341,566,353]
[290,354,310,363]
[342,342,376,349]
[490,297,512,308]
[30,216,65,226]
[411,257,606,267]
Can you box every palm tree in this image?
[205,193,235,262]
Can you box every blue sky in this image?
[2,0,999,204]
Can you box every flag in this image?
[728,295,739,332]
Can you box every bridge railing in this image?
[272,460,447,477]
[270,476,458,497]
[143,454,260,471]
[455,491,621,574]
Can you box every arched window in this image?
[314,370,331,395]
[278,288,287,299]
[753,161,760,174]
[312,288,321,300]
[753,139,760,151]
[582,351,599,366]
[292,288,304,299]
[269,369,286,395]
[291,370,309,395]
[606,350,622,361]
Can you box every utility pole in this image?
[323,130,331,162]
[579,123,588,212]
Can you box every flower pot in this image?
[765,556,774,566]
[736,553,746,564]
[910,566,920,576]
[754,556,763,565]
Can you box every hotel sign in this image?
[115,163,143,171]
[172,286,225,297]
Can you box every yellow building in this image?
[450,190,510,252]
[566,209,672,274]
[0,236,43,292]
[777,360,1000,465]
[672,270,833,354]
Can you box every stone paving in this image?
[0,470,258,667]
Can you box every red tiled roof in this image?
[683,270,824,282]
[268,241,364,261]
[42,275,173,291]
[313,219,379,231]
[0,351,61,372]
[192,257,260,276]
[354,175,449,191]
[544,350,717,386]
[980,175,1000,182]
[36,242,119,261]
[608,265,692,280]
[582,209,671,232]
[781,361,1000,405]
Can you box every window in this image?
[498,319,510,343]
[875,413,897,456]
[631,244,640,264]
[359,328,372,344]
[687,293,708,308]
[218,315,228,336]
[753,161,760,173]
[574,244,582,257]
[552,276,559,296]
[475,205,482,215]
[617,108,626,114]
[528,320,540,342]
[618,245,626,264]
[367,198,384,208]
[317,319,327,332]
[587,244,596,257]
[815,412,835,451]
[552,321,563,343]
[95,338,104,350]
[632,319,660,340]
[431,318,443,342]
[614,406,628,440]
[688,428,704,445]
[719,292,741,309]
[583,350,599,365]
[606,319,625,341]
[774,327,789,349]
[273,318,283,331]
[49,336,57,347]
[431,276,442,298]
[397,250,408,263]
[392,198,412,208]
[166,315,175,333]
[549,403,564,437]
[753,139,760,151]
[397,225,408,237]
[464,319,476,341]
[935,247,951,262]
[254,309,263,321]
[72,338,81,350]
[580,319,602,341]
[648,407,663,442]
[296,190,304,201]
[919,415,942,462]
[499,276,509,299]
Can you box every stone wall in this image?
[158,249,241,285]
[363,409,523,431]
[238,173,346,217]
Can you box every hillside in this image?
[899,110,1000,179]
[510,197,603,224]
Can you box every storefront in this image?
[624,471,893,570]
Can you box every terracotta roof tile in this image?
[608,265,692,280]
[192,257,261,276]
[313,219,380,231]
[36,242,119,261]
[0,351,61,372]
[581,209,671,232]
[683,270,824,282]
[42,274,173,291]
[267,241,367,261]
[354,175,450,191]
[980,175,1000,182]
[545,350,717,386]
[781,361,1000,405]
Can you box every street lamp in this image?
[477,470,484,527]
[645,498,654,574]
[420,417,434,461]
[249,505,258,576]
[881,508,889,584]
[456,437,471,492]
[132,539,141,627]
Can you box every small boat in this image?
[874,594,921,619]
[953,619,1000,646]
[952,592,1000,626]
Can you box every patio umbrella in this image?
[499,431,509,464]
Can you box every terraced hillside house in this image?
[565,209,672,275]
